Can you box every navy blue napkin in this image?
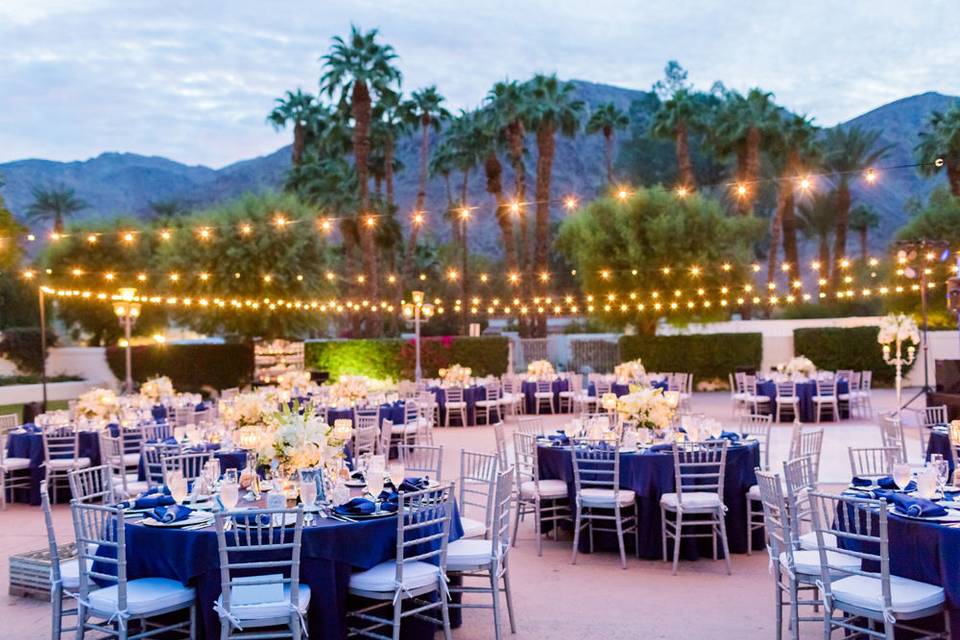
[719,431,741,442]
[886,492,947,518]
[392,477,430,493]
[120,487,175,510]
[145,504,193,523]
[334,497,400,516]
[547,431,570,446]
[22,423,40,433]
[856,476,917,491]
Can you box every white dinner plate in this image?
[141,511,214,528]
[886,504,960,523]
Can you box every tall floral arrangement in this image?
[777,356,817,379]
[878,313,920,346]
[327,375,370,407]
[613,358,645,384]
[613,387,675,430]
[526,360,555,380]
[256,403,353,470]
[438,364,472,386]
[75,387,120,421]
[228,391,276,427]
[140,376,174,403]
[276,370,312,393]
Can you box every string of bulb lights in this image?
[0,158,944,249]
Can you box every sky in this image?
[1,0,959,169]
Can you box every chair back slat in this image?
[517,417,544,436]
[847,446,901,479]
[69,465,115,504]
[788,425,824,481]
[738,414,772,469]
[71,501,127,603]
[571,439,621,495]
[162,450,213,482]
[399,444,443,481]
[671,440,728,499]
[393,485,453,584]
[459,449,499,528]
[492,421,509,468]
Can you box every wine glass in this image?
[366,470,385,513]
[220,479,239,510]
[299,479,318,525]
[168,470,187,504]
[388,462,405,491]
[930,454,949,496]
[917,467,938,499]
[892,462,912,492]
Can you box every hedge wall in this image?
[106,343,254,393]
[305,336,509,381]
[793,326,912,386]
[618,333,763,381]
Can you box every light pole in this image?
[402,291,434,383]
[112,288,141,395]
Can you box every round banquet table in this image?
[116,504,464,640]
[588,379,669,398]
[521,378,570,414]
[4,426,102,505]
[136,443,248,481]
[326,402,406,428]
[756,378,850,422]
[536,439,762,559]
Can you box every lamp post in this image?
[402,291,434,383]
[883,338,917,424]
[113,288,141,395]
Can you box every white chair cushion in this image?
[519,479,568,499]
[57,557,93,590]
[108,453,141,466]
[445,539,496,571]
[831,573,944,614]
[780,549,860,576]
[446,402,467,409]
[88,577,195,616]
[799,531,838,551]
[2,457,31,471]
[579,488,636,507]
[747,484,761,499]
[749,395,771,403]
[813,396,836,402]
[475,400,499,408]
[349,560,439,594]
[459,516,487,539]
[112,478,151,496]
[228,583,311,620]
[660,491,723,511]
[46,457,91,470]
[391,423,418,434]
[534,392,553,399]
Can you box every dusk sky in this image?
[2,0,958,168]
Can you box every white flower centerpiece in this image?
[438,364,472,387]
[777,356,818,380]
[526,360,555,381]
[140,375,174,403]
[256,402,353,472]
[878,313,920,347]
[75,387,120,423]
[327,375,370,408]
[276,370,312,394]
[612,386,677,435]
[613,358,646,384]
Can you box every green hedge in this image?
[305,336,509,381]
[106,343,254,393]
[793,327,914,386]
[618,333,762,381]
[0,327,58,375]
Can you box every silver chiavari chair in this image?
[398,443,443,481]
[458,449,499,540]
[512,432,569,556]
[162,450,212,483]
[447,469,517,640]
[353,420,379,458]
[475,381,501,425]
[71,501,197,638]
[775,380,801,423]
[346,485,454,640]
[378,419,395,459]
[68,465,116,504]
[812,377,839,422]
[43,424,91,503]
[848,446,902,479]
[1,413,30,509]
[914,404,949,461]
[571,439,638,569]
[516,416,544,437]
[660,439,731,575]
[742,413,774,555]
[858,370,874,417]
[444,386,469,428]
[42,480,83,640]
[782,456,826,552]
[99,430,148,499]
[788,424,825,483]
[879,412,908,463]
[533,380,554,415]
[212,506,308,638]
[809,492,948,640]
[492,421,509,469]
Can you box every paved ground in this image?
[0,388,929,639]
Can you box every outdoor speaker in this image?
[947,277,960,313]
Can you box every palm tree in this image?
[767,113,819,280]
[798,191,837,271]
[916,100,960,196]
[267,89,321,166]
[405,86,450,267]
[26,185,88,233]
[586,102,629,185]
[320,26,401,334]
[523,74,585,277]
[849,204,880,261]
[371,88,409,209]
[486,80,531,270]
[650,89,701,188]
[821,125,890,283]
[710,88,781,214]
[147,198,187,222]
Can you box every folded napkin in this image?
[120,487,175,510]
[151,405,167,421]
[392,477,431,493]
[719,431,740,442]
[547,431,570,446]
[21,423,40,433]
[853,475,917,491]
[649,443,674,453]
[334,497,398,516]
[145,504,193,524]
[886,492,947,518]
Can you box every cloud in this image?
[1,0,958,167]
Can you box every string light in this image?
[412,212,425,226]
[563,196,578,210]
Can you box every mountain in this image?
[0,83,955,257]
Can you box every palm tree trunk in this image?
[603,126,614,185]
[740,128,761,215]
[859,228,868,261]
[292,123,305,166]
[416,118,430,213]
[461,218,469,335]
[443,173,453,206]
[819,237,831,278]
[506,120,528,273]
[781,152,799,269]
[831,179,851,285]
[948,162,960,197]
[374,175,382,197]
[675,121,696,188]
[54,213,64,234]
[533,125,556,338]
[484,153,517,272]
[351,79,379,336]
[385,135,396,208]
[766,202,782,285]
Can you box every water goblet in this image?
[168,470,187,504]
[366,471,385,513]
[299,479,318,525]
[388,462,405,490]
[892,462,912,492]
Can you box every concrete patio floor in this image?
[0,388,930,639]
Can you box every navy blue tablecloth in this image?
[326,402,405,429]
[521,379,570,414]
[927,430,953,475]
[5,427,102,505]
[119,505,464,639]
[756,379,850,422]
[537,441,762,559]
[588,379,668,398]
[136,443,248,481]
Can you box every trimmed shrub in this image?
[305,336,509,381]
[793,327,914,386]
[0,327,57,375]
[106,343,254,393]
[618,333,762,382]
